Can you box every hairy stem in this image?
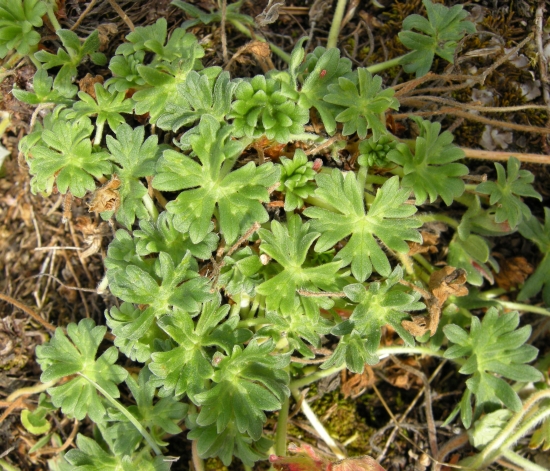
[327,0,348,49]
[274,396,289,457]
[418,213,460,229]
[501,450,548,471]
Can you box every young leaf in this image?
[194,339,290,440]
[12,69,76,105]
[35,29,107,94]
[187,421,271,467]
[327,266,423,371]
[443,308,543,427]
[476,156,541,229]
[387,116,468,205]
[60,434,171,471]
[0,0,46,57]
[298,47,353,135]
[398,0,476,77]
[357,135,397,168]
[106,368,187,453]
[148,296,250,401]
[324,69,399,140]
[105,124,161,228]
[153,115,280,244]
[157,69,235,131]
[172,0,255,31]
[278,149,317,211]
[256,213,344,315]
[518,208,550,305]
[447,233,494,286]
[217,246,263,296]
[105,51,146,92]
[228,74,309,143]
[134,211,218,262]
[67,83,134,135]
[109,251,214,340]
[35,319,127,423]
[114,17,205,64]
[303,172,421,281]
[27,117,112,197]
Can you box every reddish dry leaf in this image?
[402,266,468,337]
[494,256,533,291]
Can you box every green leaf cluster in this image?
[387,116,468,205]
[444,308,543,427]
[399,0,475,77]
[476,156,541,229]
[0,0,46,57]
[229,74,309,143]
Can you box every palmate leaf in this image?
[105,368,187,454]
[12,69,76,105]
[27,117,112,197]
[298,47,353,135]
[398,0,475,77]
[387,117,468,205]
[194,339,290,441]
[153,115,280,244]
[157,69,235,131]
[134,211,218,262]
[109,251,215,341]
[35,29,107,95]
[187,421,271,467]
[0,0,46,57]
[325,266,424,372]
[67,83,134,134]
[256,213,344,315]
[148,296,251,401]
[303,171,421,281]
[444,308,543,427]
[105,124,162,228]
[324,69,399,140]
[217,247,263,297]
[60,434,171,471]
[476,156,541,229]
[115,17,205,64]
[518,208,550,305]
[35,319,127,423]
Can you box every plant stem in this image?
[274,396,289,457]
[502,450,548,471]
[327,0,348,49]
[78,372,162,456]
[463,389,550,469]
[0,459,20,471]
[290,388,345,459]
[93,121,104,147]
[366,54,410,74]
[45,2,62,31]
[492,300,550,317]
[377,345,446,359]
[290,365,344,390]
[418,213,460,229]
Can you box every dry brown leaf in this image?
[341,366,374,399]
[408,230,439,255]
[78,73,104,98]
[494,255,533,291]
[402,266,468,337]
[88,175,121,214]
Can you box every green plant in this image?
[9,0,550,469]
